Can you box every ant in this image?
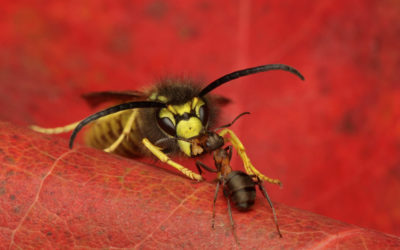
[191,113,282,242]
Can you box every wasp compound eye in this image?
[198,105,209,125]
[158,116,176,136]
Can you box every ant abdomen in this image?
[224,171,256,211]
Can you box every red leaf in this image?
[1,122,399,249]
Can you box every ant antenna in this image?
[214,112,250,131]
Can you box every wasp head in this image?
[156,97,209,156]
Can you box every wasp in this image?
[31,64,304,182]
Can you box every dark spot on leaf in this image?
[46,231,52,236]
[0,187,5,195]
[305,224,316,230]
[268,232,276,239]
[196,1,212,11]
[389,162,400,178]
[4,155,15,164]
[178,23,198,40]
[96,230,105,235]
[88,206,97,213]
[338,111,358,134]
[9,194,16,200]
[108,27,132,54]
[6,170,15,176]
[12,135,19,140]
[14,205,21,214]
[146,0,168,20]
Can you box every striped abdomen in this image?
[224,171,256,211]
[84,109,145,157]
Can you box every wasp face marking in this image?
[157,97,209,156]
[176,117,203,156]
[176,117,202,138]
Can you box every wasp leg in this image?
[255,178,282,238]
[218,128,282,186]
[104,111,136,153]
[30,121,81,134]
[142,138,203,181]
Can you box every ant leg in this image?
[257,180,282,238]
[195,161,218,175]
[227,198,239,244]
[225,145,233,160]
[212,181,221,229]
[197,161,220,228]
[195,161,203,175]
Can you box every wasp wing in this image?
[81,91,148,108]
[209,94,231,107]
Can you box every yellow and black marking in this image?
[30,64,304,182]
[142,138,202,180]
[31,121,81,134]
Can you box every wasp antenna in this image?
[199,64,305,96]
[214,111,250,131]
[69,101,166,149]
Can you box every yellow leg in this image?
[30,121,81,134]
[142,138,203,181]
[104,111,135,153]
[218,128,282,186]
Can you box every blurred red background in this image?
[0,0,399,237]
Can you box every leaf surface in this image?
[1,122,400,249]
